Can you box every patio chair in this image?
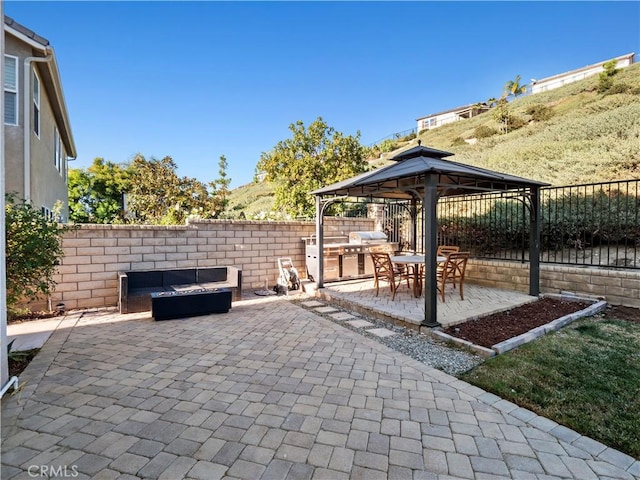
[370,251,413,300]
[437,251,469,302]
[436,245,460,276]
[437,245,460,257]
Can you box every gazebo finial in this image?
[418,139,422,146]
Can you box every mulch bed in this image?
[8,350,40,378]
[443,297,592,348]
[8,310,62,325]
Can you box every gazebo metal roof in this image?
[312,142,550,328]
[312,144,548,199]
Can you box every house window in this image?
[33,70,40,136]
[4,55,18,125]
[54,127,62,173]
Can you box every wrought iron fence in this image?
[329,179,639,269]
[368,127,418,147]
[539,180,639,268]
[436,179,640,269]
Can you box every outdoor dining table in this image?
[390,254,446,298]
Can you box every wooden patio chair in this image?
[436,245,460,276]
[437,251,469,302]
[437,245,460,257]
[370,251,413,300]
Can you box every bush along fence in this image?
[372,179,639,270]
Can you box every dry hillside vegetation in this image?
[227,64,640,218]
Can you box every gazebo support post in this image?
[411,197,418,253]
[422,174,440,328]
[529,186,541,296]
[316,195,324,288]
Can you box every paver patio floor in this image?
[319,278,538,329]
[2,295,638,479]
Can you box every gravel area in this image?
[292,298,483,376]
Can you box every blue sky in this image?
[5,1,639,189]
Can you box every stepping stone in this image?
[346,319,374,329]
[301,301,324,307]
[329,312,357,321]
[367,328,397,338]
[314,306,339,313]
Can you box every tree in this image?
[488,75,528,134]
[209,155,231,218]
[125,154,217,224]
[68,158,131,223]
[504,75,527,98]
[597,59,618,93]
[5,195,70,318]
[256,117,368,217]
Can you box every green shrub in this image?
[604,83,631,95]
[5,195,71,318]
[474,125,498,139]
[525,104,554,122]
[597,59,618,93]
[450,136,466,146]
[506,114,527,130]
[398,132,417,142]
[437,187,640,255]
[378,139,399,153]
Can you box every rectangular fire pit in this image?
[151,288,232,321]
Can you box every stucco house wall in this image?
[3,16,75,220]
[416,103,491,132]
[531,52,635,94]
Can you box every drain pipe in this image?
[0,376,19,399]
[2,50,51,397]
[23,51,52,202]
[1,0,11,393]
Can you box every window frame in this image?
[54,126,62,173]
[33,69,40,137]
[4,54,19,125]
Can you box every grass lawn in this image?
[459,314,640,459]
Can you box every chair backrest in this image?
[441,252,469,281]
[437,245,460,257]
[370,251,394,279]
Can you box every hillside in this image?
[226,63,640,219]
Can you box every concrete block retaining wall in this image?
[32,222,640,311]
[43,217,375,311]
[467,259,640,308]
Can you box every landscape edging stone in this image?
[492,299,609,354]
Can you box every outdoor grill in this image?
[303,231,398,282]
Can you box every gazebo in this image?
[311,142,550,328]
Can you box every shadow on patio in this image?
[316,278,537,330]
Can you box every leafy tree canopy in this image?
[504,75,527,98]
[68,158,131,223]
[256,117,368,217]
[68,154,231,225]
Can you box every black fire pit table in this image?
[151,288,232,321]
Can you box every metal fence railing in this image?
[370,179,640,270]
[539,180,639,268]
[368,127,418,147]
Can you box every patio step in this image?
[301,279,318,296]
